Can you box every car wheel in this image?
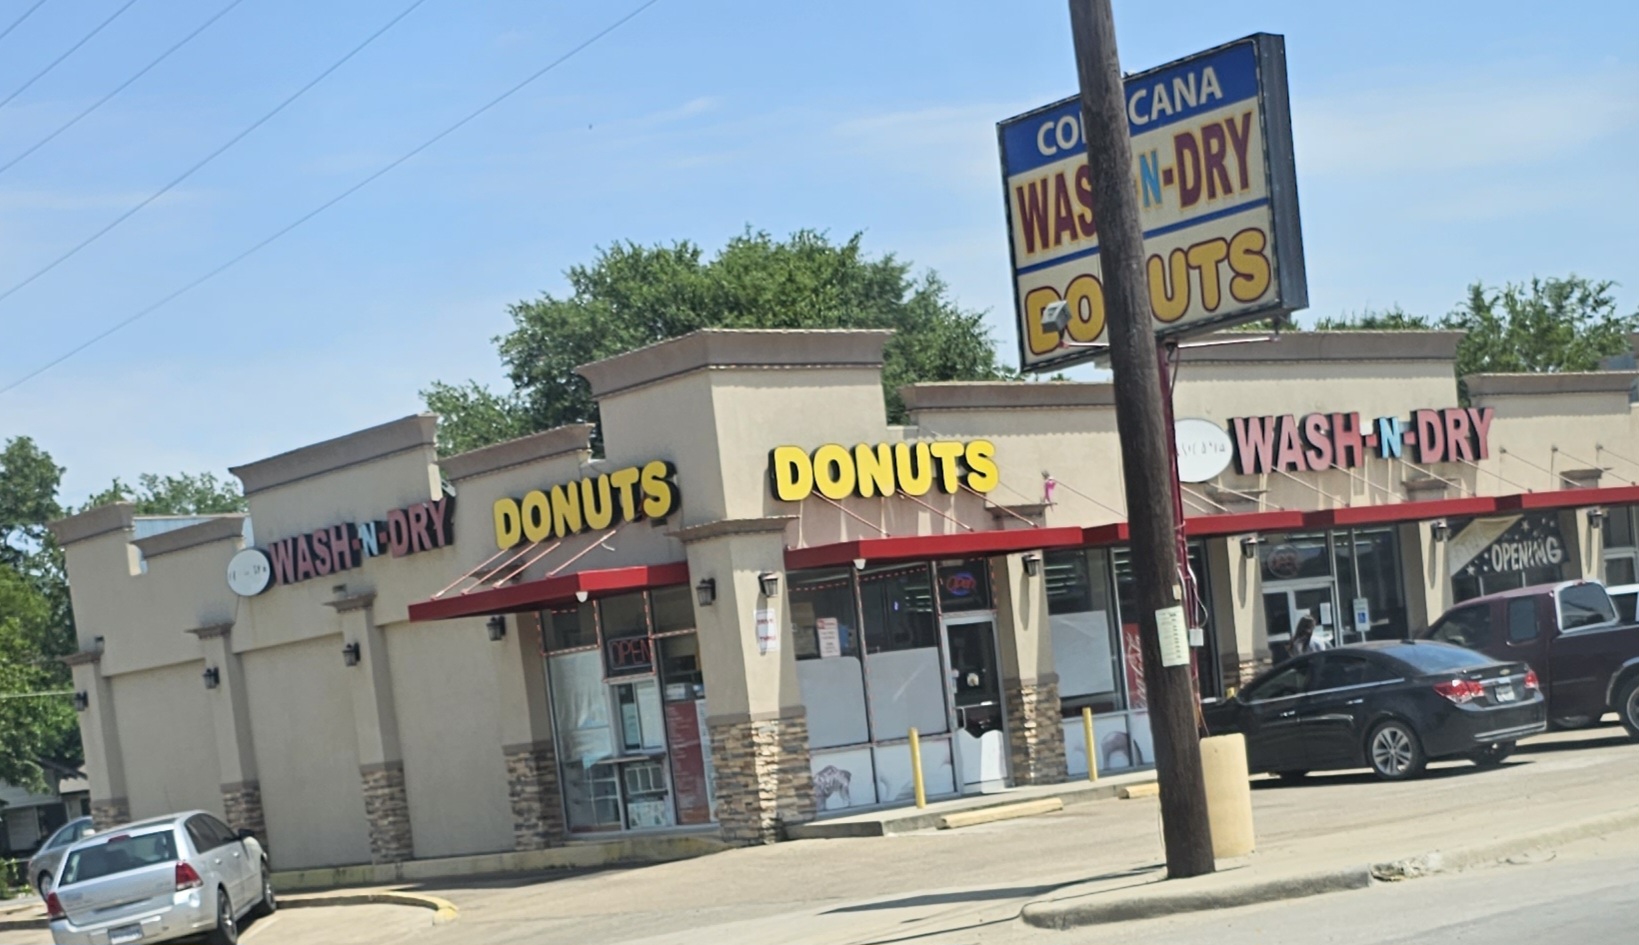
[1469,741,1514,767]
[1368,720,1426,780]
[1618,677,1639,741]
[206,888,237,945]
[252,864,277,918]
[1275,770,1309,783]
[36,872,51,898]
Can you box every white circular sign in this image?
[1174,418,1233,483]
[227,548,273,597]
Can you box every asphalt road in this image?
[990,837,1639,945]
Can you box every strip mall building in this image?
[52,329,1639,869]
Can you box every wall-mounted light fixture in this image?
[1239,536,1263,560]
[695,578,716,607]
[486,615,507,642]
[1588,507,1608,530]
[1430,520,1450,543]
[342,642,361,667]
[575,590,590,603]
[72,691,89,712]
[1021,553,1042,577]
[758,572,780,598]
[852,557,867,572]
[202,666,220,690]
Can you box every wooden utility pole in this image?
[1067,0,1216,878]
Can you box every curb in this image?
[938,798,1064,830]
[0,892,461,933]
[1020,805,1639,930]
[284,891,460,925]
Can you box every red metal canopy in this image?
[784,526,1085,571]
[1495,484,1639,512]
[1302,496,1501,529]
[408,562,691,622]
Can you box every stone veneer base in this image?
[504,741,566,851]
[1004,679,1068,786]
[361,763,415,864]
[91,797,131,831]
[706,715,815,845]
[222,781,267,842]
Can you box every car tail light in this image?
[1434,678,1485,704]
[175,862,203,891]
[45,892,65,920]
[1524,669,1540,691]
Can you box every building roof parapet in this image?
[576,329,893,400]
[1464,372,1639,397]
[48,503,135,547]
[441,424,596,482]
[669,515,797,544]
[131,515,245,559]
[1178,331,1464,364]
[229,415,437,496]
[900,381,1115,412]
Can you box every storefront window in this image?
[651,584,696,634]
[1260,534,1333,583]
[1333,527,1408,642]
[860,564,946,741]
[936,559,992,613]
[1046,548,1124,715]
[1449,513,1571,602]
[791,568,869,752]
[540,586,708,833]
[1603,506,1639,589]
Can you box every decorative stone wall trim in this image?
[222,781,267,843]
[359,764,414,864]
[91,797,131,831]
[704,705,807,727]
[707,715,815,845]
[504,741,565,851]
[1003,679,1068,787]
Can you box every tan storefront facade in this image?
[51,329,1639,868]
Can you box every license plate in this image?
[109,925,143,944]
[1494,683,1517,703]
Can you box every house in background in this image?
[0,762,90,858]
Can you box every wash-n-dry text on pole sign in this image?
[999,33,1306,372]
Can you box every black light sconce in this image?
[202,666,220,690]
[758,572,780,598]
[1239,536,1263,560]
[695,578,716,607]
[1588,507,1608,530]
[72,691,89,712]
[486,615,507,642]
[1431,520,1450,543]
[342,641,361,667]
[1021,554,1042,577]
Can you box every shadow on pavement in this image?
[823,864,1163,914]
[1517,733,1631,755]
[1249,761,1523,790]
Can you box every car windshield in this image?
[1378,642,1496,674]
[59,831,177,886]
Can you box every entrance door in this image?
[1263,581,1339,662]
[941,615,1008,793]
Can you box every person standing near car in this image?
[1291,614,1318,655]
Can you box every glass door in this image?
[1262,580,1339,662]
[941,614,1008,793]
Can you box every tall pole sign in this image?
[1000,32,1306,372]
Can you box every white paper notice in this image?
[1156,606,1190,667]
[816,617,842,658]
[756,608,779,655]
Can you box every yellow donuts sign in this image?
[492,461,679,550]
[769,441,998,502]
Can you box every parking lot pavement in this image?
[0,904,433,945]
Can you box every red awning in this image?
[1081,522,1129,546]
[785,526,1086,571]
[1302,496,1502,529]
[1495,484,1639,512]
[1184,510,1308,537]
[408,562,690,622]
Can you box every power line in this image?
[0,0,664,397]
[0,0,52,46]
[0,0,251,179]
[0,0,143,111]
[0,0,430,311]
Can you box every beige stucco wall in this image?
[384,617,513,859]
[112,662,224,819]
[242,635,370,870]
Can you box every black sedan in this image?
[1203,641,1547,781]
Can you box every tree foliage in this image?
[81,471,245,516]
[0,566,72,791]
[425,230,1013,455]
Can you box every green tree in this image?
[0,565,74,790]
[0,437,65,578]
[1313,305,1434,331]
[1445,276,1638,377]
[81,471,245,515]
[425,230,1013,455]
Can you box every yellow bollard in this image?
[909,727,927,808]
[1082,706,1099,782]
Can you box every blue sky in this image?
[0,0,1634,503]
